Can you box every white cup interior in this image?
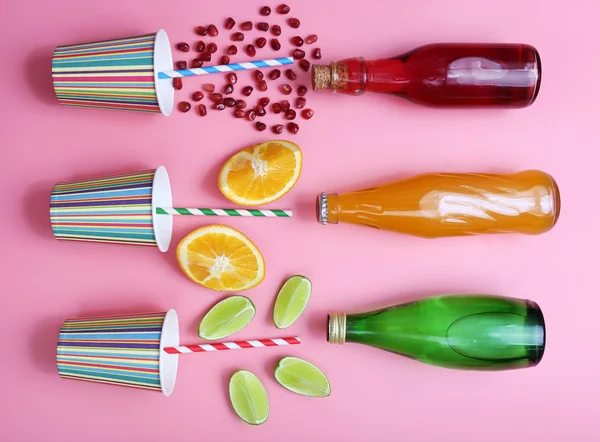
[151,165,173,252]
[154,29,174,116]
[159,309,179,397]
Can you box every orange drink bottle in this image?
[317,171,560,237]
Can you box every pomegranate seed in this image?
[203,84,215,92]
[224,17,236,30]
[260,6,271,16]
[232,32,245,42]
[198,104,207,116]
[176,42,190,52]
[246,44,256,57]
[259,97,270,107]
[281,100,290,110]
[191,91,204,101]
[285,69,297,80]
[257,22,269,31]
[256,121,267,131]
[271,25,282,36]
[288,18,300,29]
[179,101,191,112]
[176,61,187,70]
[257,80,268,91]
[223,84,234,95]
[195,26,208,36]
[255,37,267,48]
[312,48,322,59]
[285,109,296,120]
[191,59,204,68]
[293,49,305,60]
[299,59,310,71]
[200,53,212,62]
[207,42,217,53]
[255,105,266,116]
[242,86,253,96]
[234,109,245,118]
[305,34,318,45]
[296,97,306,109]
[224,97,236,107]
[227,73,238,85]
[270,39,281,50]
[272,103,282,114]
[240,21,253,31]
[214,103,226,110]
[209,93,223,103]
[291,36,304,47]
[297,85,308,96]
[287,122,299,134]
[281,84,292,95]
[220,55,231,65]
[235,99,247,109]
[207,25,218,37]
[227,45,238,55]
[246,109,256,121]
[272,124,285,134]
[277,4,290,14]
[269,69,281,80]
[302,109,314,119]
[253,71,263,81]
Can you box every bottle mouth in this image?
[328,313,346,344]
[312,64,332,91]
[317,193,328,225]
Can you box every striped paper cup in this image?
[50,166,173,252]
[57,310,179,396]
[52,30,174,115]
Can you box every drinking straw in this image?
[156,208,292,217]
[164,336,301,354]
[158,57,294,79]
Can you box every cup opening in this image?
[152,166,173,252]
[154,29,174,116]
[159,309,179,397]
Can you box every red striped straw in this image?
[163,336,301,354]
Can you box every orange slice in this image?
[176,225,265,291]
[218,140,302,206]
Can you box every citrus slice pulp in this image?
[274,356,331,397]
[218,140,302,206]
[198,295,256,340]
[229,370,269,425]
[176,225,265,291]
[273,275,312,329]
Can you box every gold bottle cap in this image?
[312,64,332,91]
[328,313,346,344]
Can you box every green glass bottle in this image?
[328,294,545,371]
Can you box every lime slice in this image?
[199,296,255,340]
[274,356,331,397]
[273,275,312,329]
[229,370,269,425]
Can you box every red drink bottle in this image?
[312,43,541,108]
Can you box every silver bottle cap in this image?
[318,193,328,225]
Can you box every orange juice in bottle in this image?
[317,171,560,237]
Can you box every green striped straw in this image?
[156,207,292,217]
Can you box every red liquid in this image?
[325,43,541,108]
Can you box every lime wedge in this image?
[273,275,312,329]
[229,370,269,425]
[274,356,331,397]
[199,296,255,340]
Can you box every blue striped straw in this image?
[158,57,294,79]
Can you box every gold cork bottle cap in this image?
[312,64,332,91]
[328,313,346,344]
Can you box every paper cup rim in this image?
[151,165,173,252]
[153,29,174,116]
[159,309,179,396]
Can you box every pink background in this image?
[1,0,598,440]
